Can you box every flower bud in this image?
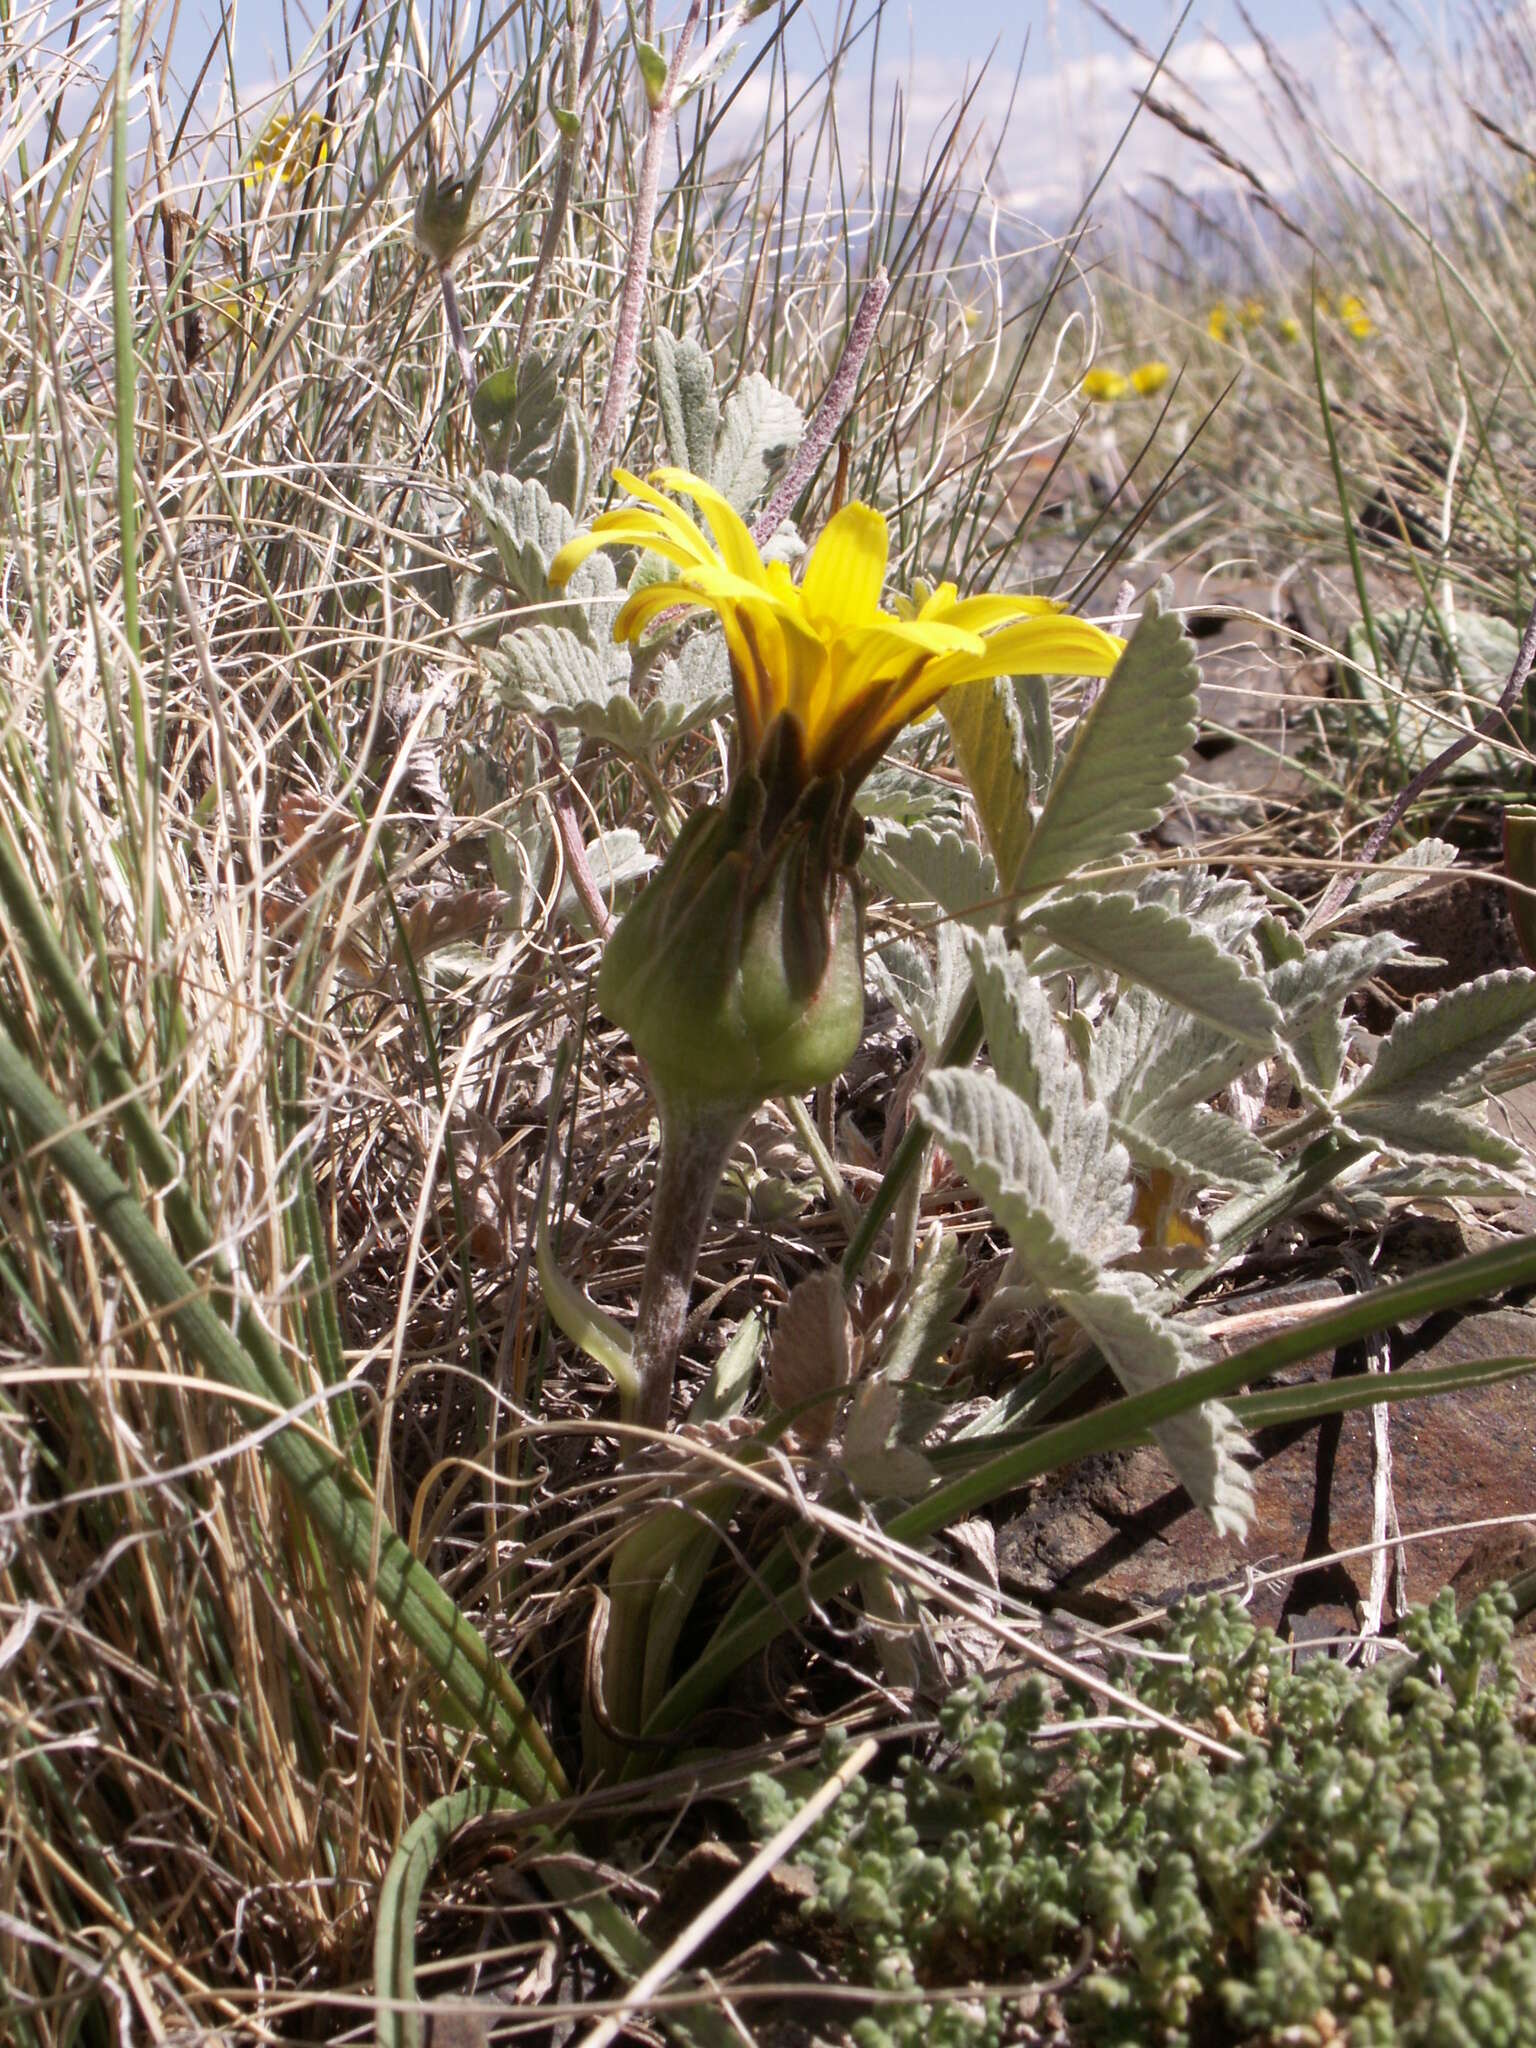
[412,165,482,268]
[597,742,865,1117]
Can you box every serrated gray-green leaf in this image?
[1116,1098,1276,1190]
[1356,1158,1532,1201]
[552,828,655,931]
[919,1060,1139,1280]
[1343,969,1536,1108]
[1012,593,1198,898]
[869,925,969,1060]
[1341,1099,1527,1170]
[1345,609,1517,776]
[861,823,1000,925]
[489,624,728,753]
[965,931,1143,1250]
[711,372,804,514]
[920,1047,1251,1534]
[1057,1280,1253,1537]
[654,331,720,480]
[918,1068,1116,1290]
[1269,930,1411,1098]
[1313,836,1458,927]
[1029,891,1281,1047]
[487,623,628,713]
[468,474,616,640]
[1139,868,1266,954]
[942,679,1034,889]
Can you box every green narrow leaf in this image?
[0,1026,566,1806]
[942,678,1034,889]
[1013,592,1199,898]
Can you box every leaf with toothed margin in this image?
[1027,890,1281,1048]
[1013,593,1199,899]
[861,822,1002,927]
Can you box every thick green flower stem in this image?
[627,1097,747,1433]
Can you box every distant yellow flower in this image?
[1207,303,1233,342]
[549,467,1124,792]
[1081,366,1130,403]
[1238,296,1265,329]
[1312,285,1334,314]
[1338,293,1373,338]
[245,109,330,187]
[1277,315,1302,344]
[1130,360,1170,397]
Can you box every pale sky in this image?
[205,0,1449,212]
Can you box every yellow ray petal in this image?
[647,466,768,584]
[929,592,1062,632]
[877,615,1123,733]
[799,504,890,625]
[549,509,708,587]
[612,579,707,639]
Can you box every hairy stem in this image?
[590,0,704,472]
[752,266,891,545]
[629,1099,744,1432]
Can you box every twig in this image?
[752,267,892,545]
[590,0,705,472]
[542,723,616,939]
[439,269,478,397]
[1305,592,1536,933]
[516,0,600,367]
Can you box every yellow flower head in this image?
[245,109,330,187]
[1081,366,1130,403]
[1207,303,1233,343]
[1277,315,1302,345]
[1338,293,1373,338]
[549,467,1124,792]
[1081,364,1130,403]
[1130,359,1171,397]
[1238,296,1266,330]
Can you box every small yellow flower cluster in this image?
[244,109,330,187]
[1080,359,1172,405]
[1207,287,1372,347]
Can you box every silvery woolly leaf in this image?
[1340,1098,1527,1171]
[1058,1278,1253,1538]
[1343,969,1536,1109]
[468,473,616,641]
[842,1379,936,1499]
[1027,890,1281,1048]
[654,330,720,480]
[868,923,970,1061]
[552,828,655,932]
[861,822,1001,926]
[1013,592,1199,896]
[711,372,803,514]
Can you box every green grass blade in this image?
[0,1022,567,1809]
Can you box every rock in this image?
[999,1305,1536,1637]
